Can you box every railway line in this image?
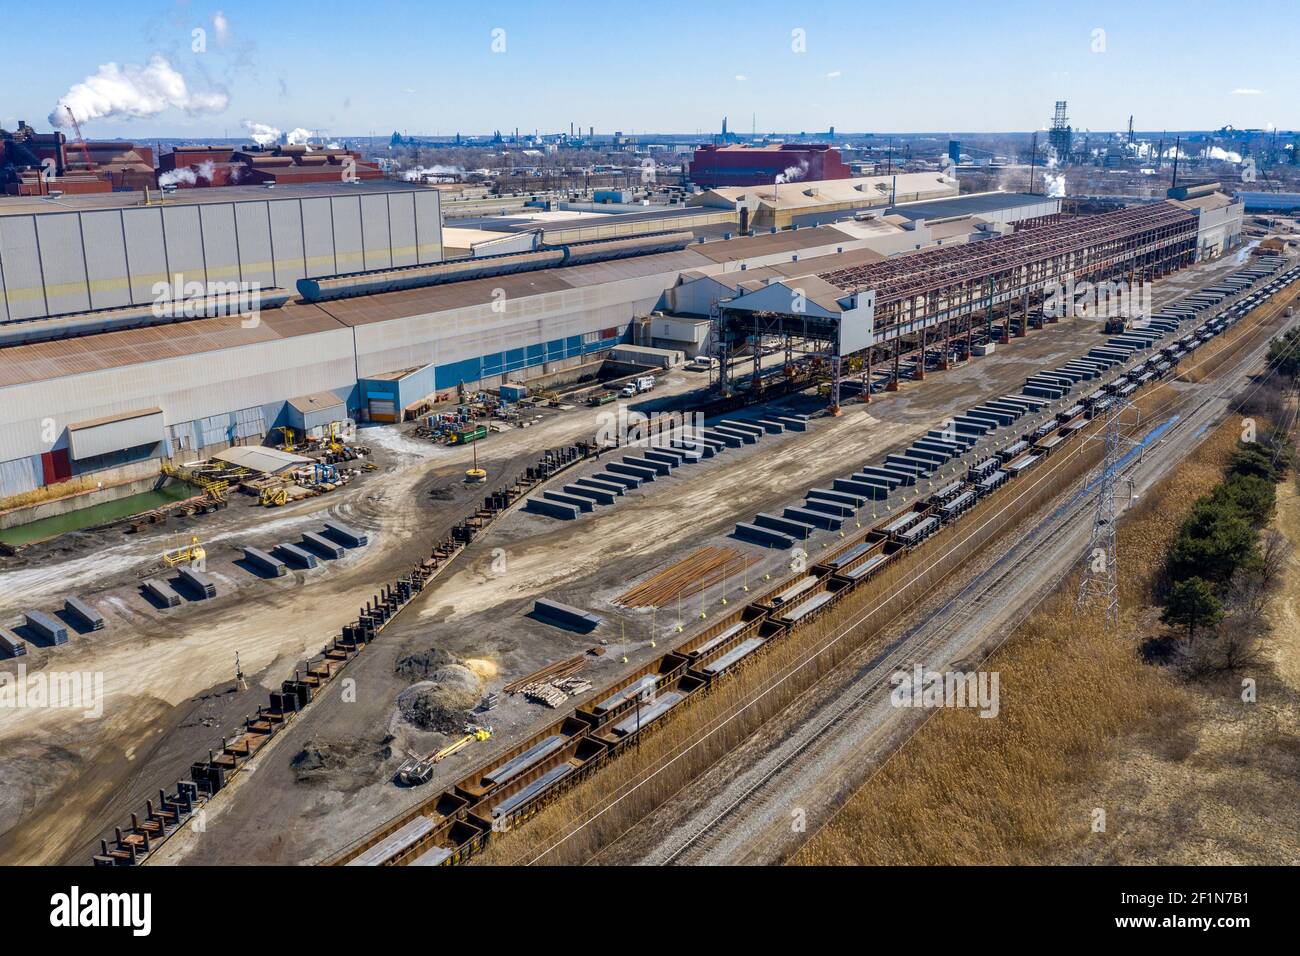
[306,254,1300,868]
[533,258,1300,867]
[648,308,1288,866]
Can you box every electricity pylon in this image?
[1075,397,1142,629]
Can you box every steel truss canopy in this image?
[817,201,1197,306]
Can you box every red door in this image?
[40,449,72,484]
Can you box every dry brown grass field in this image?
[794,417,1300,865]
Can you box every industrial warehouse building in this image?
[1167,181,1245,260]
[0,181,443,322]
[2,183,1238,502]
[687,171,962,230]
[688,143,854,188]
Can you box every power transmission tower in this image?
[1075,397,1142,628]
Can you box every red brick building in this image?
[689,143,852,188]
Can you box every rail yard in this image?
[7,6,1300,948]
[5,8,1300,895]
[15,230,1282,869]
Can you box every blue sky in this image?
[4,0,1296,138]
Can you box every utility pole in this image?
[1076,397,1141,629]
[1029,131,1038,194]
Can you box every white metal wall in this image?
[0,189,442,322]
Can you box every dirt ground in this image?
[0,388,684,864]
[154,302,1225,865]
[0,250,1259,866]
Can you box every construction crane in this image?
[63,107,94,171]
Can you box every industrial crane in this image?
[63,107,94,171]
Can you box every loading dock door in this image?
[368,399,397,423]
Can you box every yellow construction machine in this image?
[259,485,288,507]
[396,727,491,786]
[162,535,205,568]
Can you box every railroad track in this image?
[653,445,1104,865]
[330,258,1297,867]
[642,285,1299,866]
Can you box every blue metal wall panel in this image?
[435,357,481,390]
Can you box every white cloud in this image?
[826,70,842,79]
[1230,88,1264,95]
[50,55,228,127]
[213,11,230,43]
[734,74,747,81]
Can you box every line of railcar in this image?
[331,261,1300,866]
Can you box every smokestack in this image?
[1172,135,1181,188]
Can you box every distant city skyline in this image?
[3,0,1296,140]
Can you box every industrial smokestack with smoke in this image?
[49,55,228,127]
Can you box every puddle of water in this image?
[0,483,199,547]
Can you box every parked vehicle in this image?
[635,375,656,393]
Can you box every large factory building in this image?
[0,184,1084,500]
[689,144,853,188]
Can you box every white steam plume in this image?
[402,164,465,181]
[1204,145,1243,163]
[158,167,197,187]
[50,55,227,127]
[285,127,315,146]
[242,120,281,145]
[158,158,222,188]
[774,159,810,185]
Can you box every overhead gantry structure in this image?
[714,201,1199,410]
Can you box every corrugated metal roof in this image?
[68,406,163,431]
[287,391,345,413]
[888,192,1053,221]
[212,446,314,474]
[0,221,937,385]
[691,226,846,261]
[0,304,343,388]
